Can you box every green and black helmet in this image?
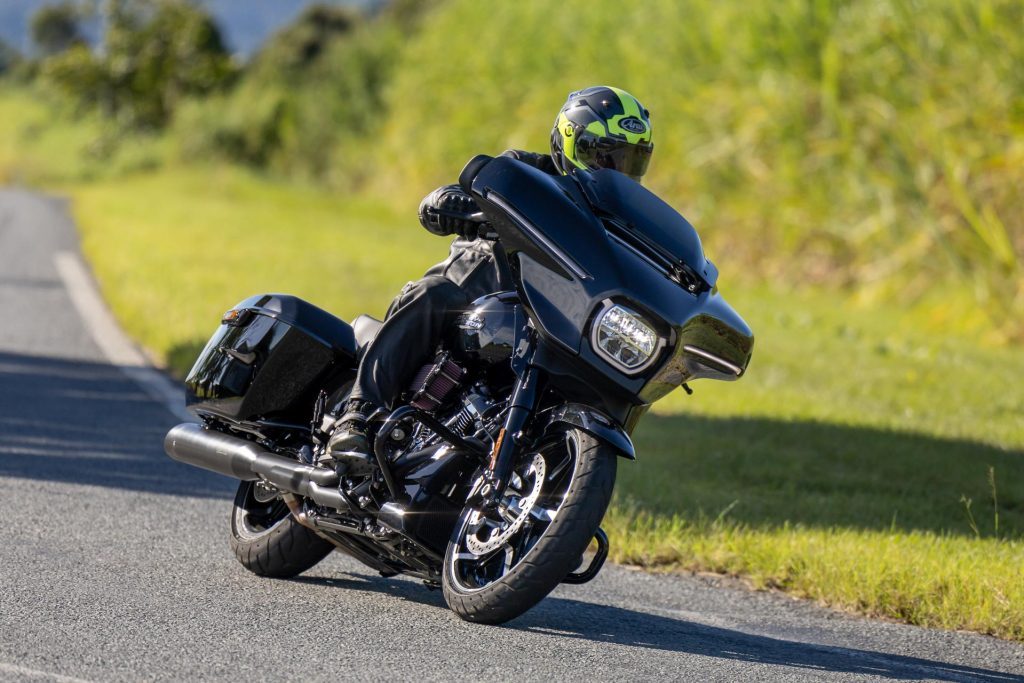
[550,86,653,182]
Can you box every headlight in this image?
[592,303,661,373]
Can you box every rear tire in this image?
[442,429,617,624]
[229,481,334,578]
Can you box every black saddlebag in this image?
[184,294,357,424]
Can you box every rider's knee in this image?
[411,275,467,308]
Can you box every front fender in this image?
[547,403,636,460]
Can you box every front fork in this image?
[478,364,541,508]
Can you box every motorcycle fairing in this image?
[465,156,754,404]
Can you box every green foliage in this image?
[380,0,1024,339]
[253,4,358,74]
[0,84,170,185]
[42,0,236,128]
[30,1,86,57]
[0,39,22,75]
[174,6,400,181]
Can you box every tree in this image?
[42,0,236,127]
[30,2,85,57]
[0,39,21,75]
[254,4,357,75]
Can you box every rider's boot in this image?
[320,399,379,475]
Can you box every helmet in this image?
[550,86,653,182]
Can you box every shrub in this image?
[42,0,236,128]
[30,1,86,57]
[175,4,402,182]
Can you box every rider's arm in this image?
[418,150,556,239]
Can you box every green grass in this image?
[1,86,1022,640]
[0,87,170,186]
[602,511,1024,638]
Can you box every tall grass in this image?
[379,0,1024,338]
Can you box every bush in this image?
[175,4,402,182]
[30,2,86,57]
[0,39,22,76]
[42,0,236,128]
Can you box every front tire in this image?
[229,480,334,578]
[442,429,617,624]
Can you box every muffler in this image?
[163,423,348,510]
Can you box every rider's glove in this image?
[418,184,482,239]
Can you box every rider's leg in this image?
[326,275,470,461]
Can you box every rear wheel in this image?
[229,480,334,578]
[442,428,617,624]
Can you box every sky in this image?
[0,0,375,57]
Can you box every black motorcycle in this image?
[164,155,753,624]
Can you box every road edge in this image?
[54,250,194,423]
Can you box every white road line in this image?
[53,250,194,423]
[0,661,94,683]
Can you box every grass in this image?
[1,85,1022,640]
[602,510,1024,639]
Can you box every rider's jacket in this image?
[421,150,558,300]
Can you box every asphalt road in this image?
[1,187,1022,682]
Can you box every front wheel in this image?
[442,428,617,624]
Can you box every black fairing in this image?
[583,169,719,287]
[185,294,358,424]
[465,156,753,405]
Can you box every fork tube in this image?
[484,364,540,506]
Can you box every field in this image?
[2,0,1023,641]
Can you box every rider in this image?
[325,85,654,469]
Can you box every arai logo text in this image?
[619,117,647,134]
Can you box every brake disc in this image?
[465,453,546,556]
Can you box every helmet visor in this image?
[576,133,653,181]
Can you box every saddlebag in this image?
[184,294,357,424]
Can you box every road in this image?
[0,187,1022,682]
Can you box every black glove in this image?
[418,184,483,239]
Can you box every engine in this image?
[405,351,504,439]
[444,384,504,440]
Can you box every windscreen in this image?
[586,169,711,281]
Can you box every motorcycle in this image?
[163,154,754,624]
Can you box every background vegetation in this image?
[1,0,1021,640]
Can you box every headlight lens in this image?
[593,304,660,372]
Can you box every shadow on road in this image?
[0,350,231,498]
[519,597,1023,682]
[296,572,1021,682]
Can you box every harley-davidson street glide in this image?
[164,154,754,624]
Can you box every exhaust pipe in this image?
[164,423,349,510]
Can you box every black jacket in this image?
[421,150,558,300]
